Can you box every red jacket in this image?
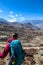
[0,38,17,58]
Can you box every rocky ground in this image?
[0,36,43,65]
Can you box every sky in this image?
[0,0,43,22]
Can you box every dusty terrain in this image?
[0,17,43,65]
[0,29,43,65]
[0,35,43,65]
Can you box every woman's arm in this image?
[0,43,10,58]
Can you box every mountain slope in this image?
[0,18,10,25]
[0,18,40,30]
[30,19,43,29]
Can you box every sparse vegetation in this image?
[0,22,43,65]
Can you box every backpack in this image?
[10,40,25,65]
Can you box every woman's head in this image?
[13,33,18,39]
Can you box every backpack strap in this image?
[10,45,14,56]
[10,41,16,65]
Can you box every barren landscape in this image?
[0,31,43,65]
[0,0,43,65]
[0,20,43,65]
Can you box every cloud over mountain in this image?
[6,11,26,22]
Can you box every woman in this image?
[0,33,18,64]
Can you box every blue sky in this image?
[0,0,43,22]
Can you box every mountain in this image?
[0,18,10,25]
[30,19,43,29]
[21,19,43,29]
[23,22,40,30]
[12,21,39,30]
[0,18,41,42]
[31,19,43,25]
[35,23,43,29]
[0,18,40,30]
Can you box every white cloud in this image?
[21,17,25,19]
[7,12,25,22]
[0,10,3,13]
[15,14,22,17]
[9,11,13,14]
[19,17,25,21]
[8,14,14,18]
[8,18,16,22]
[15,14,18,17]
[8,14,16,22]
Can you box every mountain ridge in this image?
[0,18,40,30]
